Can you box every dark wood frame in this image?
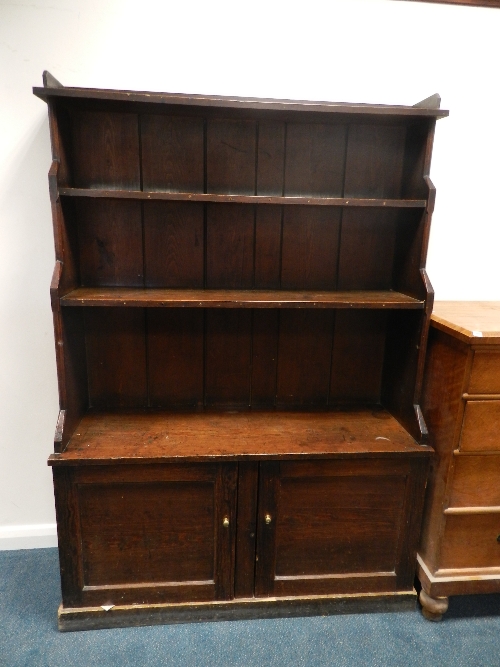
[35,71,446,631]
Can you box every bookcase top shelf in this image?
[60,288,424,309]
[33,84,448,120]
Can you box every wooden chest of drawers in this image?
[418,302,500,620]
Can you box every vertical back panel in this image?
[207,119,256,194]
[281,207,341,289]
[344,124,407,198]
[284,123,347,197]
[85,308,147,408]
[70,110,140,189]
[276,310,334,407]
[76,199,143,287]
[257,121,286,195]
[148,309,204,407]
[254,206,282,289]
[141,115,204,192]
[337,209,397,290]
[205,310,252,407]
[144,202,204,287]
[206,204,254,288]
[252,310,279,407]
[330,310,387,404]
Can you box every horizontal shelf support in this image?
[444,506,500,515]
[60,288,425,309]
[58,188,427,208]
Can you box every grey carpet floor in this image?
[0,549,499,667]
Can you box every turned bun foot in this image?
[419,589,449,621]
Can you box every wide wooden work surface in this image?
[431,302,500,344]
[48,409,429,465]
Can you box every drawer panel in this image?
[441,514,500,570]
[449,456,500,508]
[459,400,500,452]
[469,351,500,394]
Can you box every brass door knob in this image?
[265,514,272,525]
[222,516,230,528]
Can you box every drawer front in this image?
[459,400,500,452]
[441,514,500,570]
[469,351,500,394]
[449,456,500,508]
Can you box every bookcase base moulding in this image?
[35,72,446,631]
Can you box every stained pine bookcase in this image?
[35,72,447,630]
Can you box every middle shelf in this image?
[60,288,425,309]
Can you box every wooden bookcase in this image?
[34,72,446,631]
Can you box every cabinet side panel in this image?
[392,209,427,300]
[206,204,254,289]
[281,207,341,290]
[76,199,143,287]
[85,308,147,408]
[344,124,406,198]
[419,328,469,572]
[337,209,397,290]
[207,119,256,195]
[205,310,252,407]
[70,109,140,189]
[48,99,73,187]
[284,123,346,197]
[330,310,387,404]
[276,310,333,407]
[141,114,204,192]
[148,309,204,408]
[144,202,204,287]
[53,468,83,607]
[257,121,285,196]
[401,120,432,200]
[395,457,429,589]
[57,307,89,450]
[382,309,424,440]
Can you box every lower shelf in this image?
[48,408,430,465]
[58,590,417,632]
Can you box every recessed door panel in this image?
[65,464,237,606]
[255,460,409,597]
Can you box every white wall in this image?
[1,0,499,548]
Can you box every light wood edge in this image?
[444,506,500,515]
[57,590,417,632]
[431,315,500,345]
[417,554,500,594]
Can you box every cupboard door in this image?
[255,459,416,597]
[54,463,237,607]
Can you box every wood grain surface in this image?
[61,288,424,308]
[48,409,430,466]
